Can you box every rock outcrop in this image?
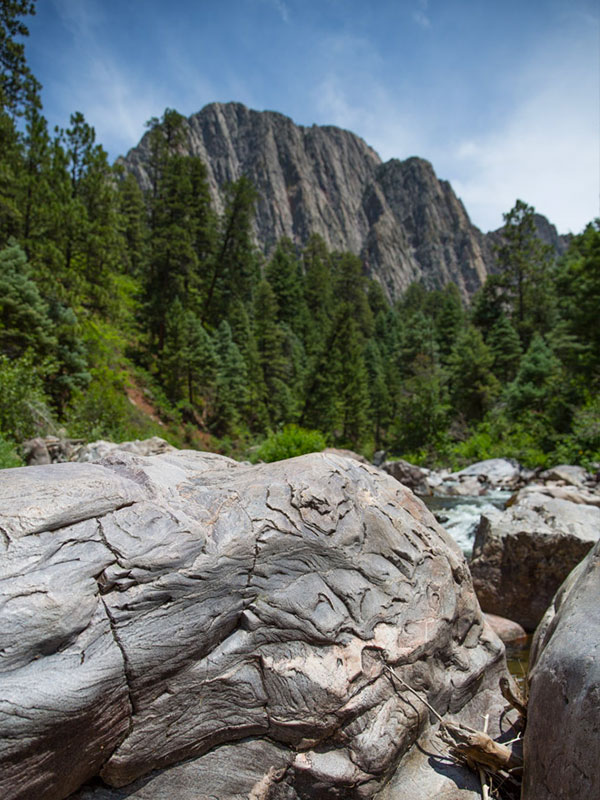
[469,493,600,630]
[523,539,600,799]
[0,450,511,799]
[120,102,495,301]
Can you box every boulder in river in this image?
[0,450,512,799]
[469,493,600,631]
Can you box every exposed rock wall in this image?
[120,102,495,301]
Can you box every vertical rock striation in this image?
[120,102,496,301]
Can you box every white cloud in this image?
[256,0,290,23]
[447,36,599,233]
[413,0,430,29]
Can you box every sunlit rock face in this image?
[0,451,507,799]
[120,102,493,301]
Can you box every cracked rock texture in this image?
[1,451,507,799]
[523,539,600,799]
[469,492,600,631]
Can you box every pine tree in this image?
[117,170,149,278]
[495,199,555,344]
[212,321,248,433]
[265,237,306,334]
[0,241,55,357]
[504,333,561,416]
[0,0,40,117]
[448,325,499,420]
[203,176,258,325]
[488,314,522,383]
[253,279,292,424]
[364,339,391,448]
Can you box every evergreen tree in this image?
[253,279,292,424]
[504,333,561,416]
[448,325,499,420]
[364,338,391,448]
[228,299,268,430]
[554,220,600,378]
[487,314,522,383]
[212,321,248,433]
[0,0,40,117]
[265,237,306,333]
[117,170,149,278]
[203,176,258,325]
[0,241,55,357]
[495,199,555,343]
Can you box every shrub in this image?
[254,424,327,463]
[0,434,23,469]
[0,352,55,441]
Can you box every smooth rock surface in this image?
[484,613,528,645]
[523,540,600,799]
[0,451,509,799]
[470,493,600,630]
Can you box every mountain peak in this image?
[121,104,495,299]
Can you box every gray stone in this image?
[523,540,600,799]
[0,451,511,799]
[382,459,432,495]
[75,436,175,463]
[539,464,591,488]
[469,493,600,630]
[450,458,522,489]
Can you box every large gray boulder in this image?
[523,540,600,799]
[0,451,509,799]
[469,492,600,630]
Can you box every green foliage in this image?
[504,333,561,417]
[448,325,499,420]
[254,424,327,463]
[66,365,162,443]
[0,241,56,357]
[0,432,23,468]
[0,351,54,440]
[494,199,555,344]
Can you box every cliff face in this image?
[120,102,536,300]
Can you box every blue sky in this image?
[26,0,599,233]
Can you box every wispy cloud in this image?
[413,0,430,29]
[257,0,290,23]
[448,32,599,233]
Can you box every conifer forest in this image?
[1,2,599,469]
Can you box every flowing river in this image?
[423,490,511,557]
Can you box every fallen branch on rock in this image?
[383,664,523,799]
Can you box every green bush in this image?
[254,424,327,463]
[66,366,165,443]
[0,434,23,469]
[0,352,55,441]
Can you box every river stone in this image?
[523,540,600,799]
[539,464,591,488]
[75,436,175,462]
[0,451,508,799]
[484,613,527,645]
[470,492,600,631]
[382,459,432,495]
[511,482,600,508]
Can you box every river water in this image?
[423,490,511,557]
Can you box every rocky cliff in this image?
[120,102,559,301]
